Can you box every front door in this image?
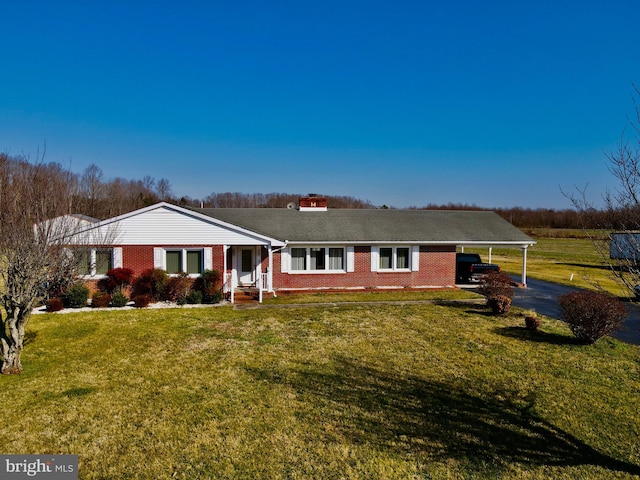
[238,248,255,286]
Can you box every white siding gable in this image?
[83,205,274,246]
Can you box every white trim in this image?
[154,247,206,276]
[204,247,213,271]
[371,246,379,272]
[69,202,285,247]
[153,247,164,269]
[281,248,290,273]
[113,247,123,269]
[76,247,115,278]
[374,245,413,272]
[346,246,355,272]
[411,246,420,272]
[285,246,348,274]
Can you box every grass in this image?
[2,303,640,479]
[264,288,478,304]
[468,228,630,297]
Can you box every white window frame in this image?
[154,247,212,277]
[76,247,121,278]
[371,246,416,272]
[284,246,349,274]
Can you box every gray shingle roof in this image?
[193,208,535,246]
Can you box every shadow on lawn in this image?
[494,326,581,345]
[246,357,640,476]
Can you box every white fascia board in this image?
[286,240,536,246]
[71,202,285,247]
[453,241,537,247]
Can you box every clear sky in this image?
[1,1,639,209]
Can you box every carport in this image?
[459,241,535,286]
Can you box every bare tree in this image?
[79,163,104,218]
[0,152,112,374]
[565,85,640,295]
[156,178,172,201]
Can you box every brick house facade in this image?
[69,200,535,302]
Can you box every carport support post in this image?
[521,246,528,286]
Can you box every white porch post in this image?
[268,246,273,293]
[224,245,234,304]
[488,247,493,263]
[521,246,528,286]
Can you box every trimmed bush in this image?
[524,315,540,330]
[131,269,168,302]
[186,290,203,304]
[46,298,64,312]
[208,291,223,304]
[98,267,135,294]
[488,295,511,315]
[558,291,628,344]
[165,272,192,304]
[110,291,129,308]
[91,292,111,308]
[478,271,514,302]
[65,284,90,308]
[133,294,152,308]
[191,269,223,304]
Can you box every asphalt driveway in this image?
[510,277,640,346]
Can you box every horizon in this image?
[2,1,639,210]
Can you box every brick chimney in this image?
[299,194,328,211]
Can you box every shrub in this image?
[133,294,152,308]
[131,269,168,301]
[477,271,514,302]
[110,291,129,307]
[91,292,111,308]
[165,272,192,304]
[208,291,223,304]
[558,291,628,344]
[65,284,90,308]
[186,290,203,304]
[488,295,512,315]
[46,298,64,312]
[192,269,222,303]
[524,314,540,330]
[98,267,135,294]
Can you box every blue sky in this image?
[1,1,639,209]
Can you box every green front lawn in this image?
[2,302,639,479]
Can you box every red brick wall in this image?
[119,245,226,277]
[271,246,456,291]
[85,244,455,293]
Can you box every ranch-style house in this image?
[68,196,535,303]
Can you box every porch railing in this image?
[260,272,269,292]
[223,271,237,304]
[223,271,269,304]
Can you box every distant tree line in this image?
[0,153,615,229]
[416,203,611,230]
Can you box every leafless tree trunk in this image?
[0,152,112,374]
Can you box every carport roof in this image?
[193,207,535,246]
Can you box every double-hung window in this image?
[289,247,346,272]
[374,246,412,271]
[75,248,115,277]
[164,249,203,275]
